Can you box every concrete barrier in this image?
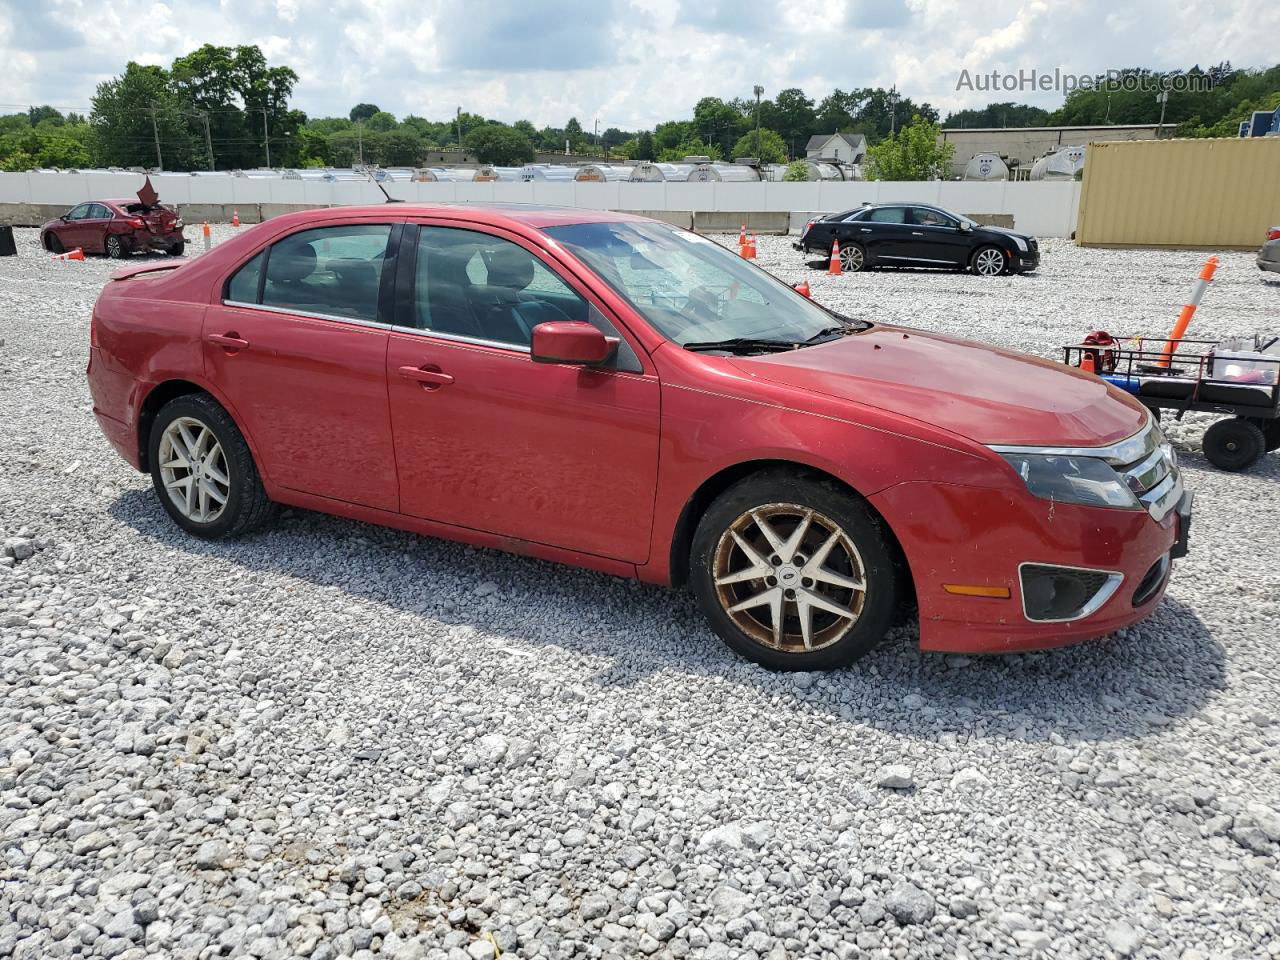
[693,211,790,234]
[0,203,67,227]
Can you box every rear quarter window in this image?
[226,251,266,304]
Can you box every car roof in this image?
[278,203,654,231]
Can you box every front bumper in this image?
[1258,254,1280,274]
[870,481,1189,655]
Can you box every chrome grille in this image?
[1110,422,1180,522]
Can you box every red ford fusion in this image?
[86,205,1191,669]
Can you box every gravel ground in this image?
[2,223,1279,960]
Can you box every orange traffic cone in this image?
[828,238,842,276]
[231,209,241,228]
[747,232,758,259]
[795,279,811,298]
[53,247,85,261]
[1080,352,1097,374]
[738,223,746,247]
[202,222,212,252]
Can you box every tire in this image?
[689,470,899,670]
[148,393,277,539]
[838,241,867,273]
[1202,418,1265,472]
[105,235,126,259]
[168,240,185,257]
[971,245,1006,277]
[1144,405,1162,423]
[46,233,64,254]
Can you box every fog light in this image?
[1019,563,1123,622]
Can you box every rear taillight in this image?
[90,309,100,348]
[126,217,146,229]
[1268,227,1280,242]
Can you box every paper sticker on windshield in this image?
[677,232,715,244]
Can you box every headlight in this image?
[1010,235,1028,252]
[1000,453,1141,509]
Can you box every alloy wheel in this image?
[974,248,1004,276]
[106,236,123,259]
[158,417,230,523]
[839,244,864,272]
[712,503,867,653]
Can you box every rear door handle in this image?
[911,231,925,236]
[207,333,249,351]
[859,228,872,233]
[398,364,454,389]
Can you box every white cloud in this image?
[0,0,1275,128]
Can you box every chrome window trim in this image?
[1018,562,1125,623]
[388,324,532,354]
[989,417,1159,466]
[222,300,388,330]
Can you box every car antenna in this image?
[367,171,403,203]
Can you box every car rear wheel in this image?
[168,240,185,257]
[105,235,125,259]
[839,242,867,272]
[46,233,64,254]
[690,470,899,670]
[971,245,1006,277]
[148,394,277,539]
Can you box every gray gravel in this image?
[2,223,1279,960]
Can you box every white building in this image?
[804,132,868,164]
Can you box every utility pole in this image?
[261,108,271,168]
[1156,89,1169,137]
[594,118,599,157]
[455,106,462,155]
[148,107,163,171]
[200,112,214,171]
[753,85,764,159]
[357,120,364,165]
[888,86,898,137]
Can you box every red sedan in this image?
[41,198,184,259]
[86,205,1191,669]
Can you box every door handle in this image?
[398,364,454,389]
[859,228,872,233]
[911,231,925,236]
[207,333,249,351]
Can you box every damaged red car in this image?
[41,178,184,258]
[86,205,1191,670]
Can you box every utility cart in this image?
[1063,336,1280,472]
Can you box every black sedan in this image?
[795,202,1039,277]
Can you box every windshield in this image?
[543,220,853,347]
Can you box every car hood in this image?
[730,325,1147,447]
[977,225,1033,242]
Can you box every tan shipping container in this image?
[1076,137,1280,249]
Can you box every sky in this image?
[0,0,1275,130]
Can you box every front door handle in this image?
[860,228,872,233]
[398,364,454,389]
[207,333,249,351]
[911,231,925,236]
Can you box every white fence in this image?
[0,172,1082,237]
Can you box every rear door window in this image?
[865,207,908,224]
[259,224,392,323]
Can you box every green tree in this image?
[91,62,197,169]
[564,117,587,152]
[731,128,786,163]
[464,124,535,165]
[770,88,816,156]
[693,97,744,156]
[864,115,953,180]
[349,103,380,122]
[0,149,36,172]
[28,105,63,127]
[366,111,397,132]
[783,159,811,181]
[657,139,721,162]
[635,131,655,161]
[169,44,301,170]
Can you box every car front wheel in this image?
[105,235,126,259]
[690,470,899,670]
[971,245,1006,276]
[148,393,277,539]
[45,233,64,254]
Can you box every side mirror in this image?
[531,322,617,366]
[960,221,973,233]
